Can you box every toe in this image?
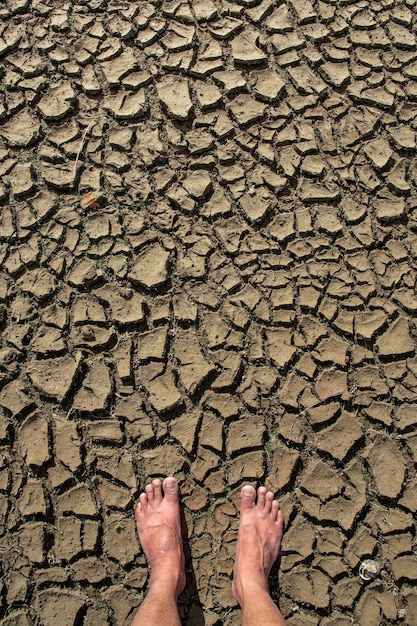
[257,486,267,509]
[240,485,256,511]
[271,499,279,521]
[265,491,274,513]
[136,492,147,518]
[135,499,142,519]
[145,483,154,502]
[163,476,179,502]
[152,479,163,503]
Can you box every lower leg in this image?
[132,587,181,626]
[233,486,287,626]
[132,477,185,626]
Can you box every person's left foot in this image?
[135,477,185,598]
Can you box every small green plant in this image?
[114,521,126,533]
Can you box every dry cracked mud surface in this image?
[1,0,417,624]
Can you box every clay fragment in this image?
[157,76,193,120]
[140,368,183,413]
[175,330,216,395]
[18,413,50,467]
[38,82,77,120]
[36,589,86,626]
[129,244,170,289]
[376,317,415,358]
[73,358,112,412]
[0,109,40,146]
[27,353,82,402]
[231,28,267,65]
[364,434,406,499]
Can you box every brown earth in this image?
[1,0,417,624]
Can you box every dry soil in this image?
[0,0,417,625]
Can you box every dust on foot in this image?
[232,485,283,607]
[135,476,185,598]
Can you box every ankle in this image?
[233,573,270,608]
[148,563,185,599]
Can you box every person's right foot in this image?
[232,485,284,607]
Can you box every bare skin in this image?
[132,478,286,626]
[232,485,287,626]
[132,477,185,626]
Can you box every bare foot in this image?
[232,485,284,608]
[135,477,185,598]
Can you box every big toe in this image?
[163,476,179,502]
[240,485,256,511]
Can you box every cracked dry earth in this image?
[1,0,417,624]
